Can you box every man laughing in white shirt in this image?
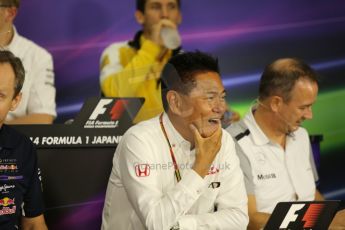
[101,51,248,230]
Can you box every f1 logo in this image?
[89,99,113,120]
[280,204,305,228]
[135,164,150,177]
[89,99,129,120]
[110,99,129,120]
[280,203,325,228]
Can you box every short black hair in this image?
[0,50,25,98]
[136,0,181,13]
[0,0,20,8]
[160,51,220,111]
[259,58,319,102]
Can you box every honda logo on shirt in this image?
[135,164,150,177]
[207,165,220,175]
[280,203,325,229]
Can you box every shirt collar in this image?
[5,26,19,51]
[140,34,173,58]
[161,112,191,151]
[139,34,146,47]
[0,125,16,149]
[244,106,299,146]
[243,105,270,146]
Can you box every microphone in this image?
[64,119,74,125]
[160,27,181,50]
[276,111,296,138]
[256,98,296,137]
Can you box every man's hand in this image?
[191,123,222,178]
[148,19,177,47]
[22,215,48,230]
[329,209,345,230]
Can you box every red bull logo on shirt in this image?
[0,197,16,215]
[0,164,18,171]
[0,206,16,216]
[0,197,15,207]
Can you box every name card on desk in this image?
[12,97,144,148]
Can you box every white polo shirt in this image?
[5,27,56,121]
[102,113,248,230]
[226,108,317,213]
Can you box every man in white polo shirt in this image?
[226,58,345,229]
[1,0,56,124]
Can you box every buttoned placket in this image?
[270,141,298,200]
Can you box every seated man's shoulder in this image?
[123,117,161,139]
[219,129,240,156]
[102,41,131,57]
[15,35,52,60]
[1,125,34,149]
[225,120,247,139]
[100,41,134,70]
[221,128,235,143]
[294,126,310,139]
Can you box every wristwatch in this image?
[170,223,180,230]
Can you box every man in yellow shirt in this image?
[100,0,182,123]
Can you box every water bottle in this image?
[160,27,181,50]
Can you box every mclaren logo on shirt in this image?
[84,99,129,128]
[257,173,276,180]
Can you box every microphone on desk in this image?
[64,119,74,125]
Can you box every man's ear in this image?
[4,7,17,23]
[167,91,183,115]
[177,12,182,25]
[10,92,21,111]
[167,91,194,118]
[135,10,145,25]
[270,96,283,113]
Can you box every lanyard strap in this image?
[159,113,182,182]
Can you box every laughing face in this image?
[179,71,227,138]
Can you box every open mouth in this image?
[208,118,220,125]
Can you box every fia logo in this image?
[89,99,129,121]
[280,203,325,229]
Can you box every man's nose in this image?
[212,99,226,115]
[161,7,169,18]
[304,107,313,120]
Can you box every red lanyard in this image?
[159,113,182,182]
